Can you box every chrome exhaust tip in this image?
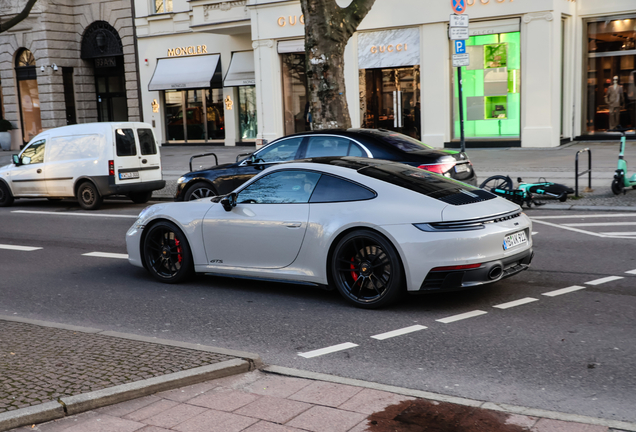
[488,266,503,280]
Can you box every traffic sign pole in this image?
[458,67,465,153]
[449,10,469,153]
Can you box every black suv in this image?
[175,129,477,201]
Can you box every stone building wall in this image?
[0,0,140,145]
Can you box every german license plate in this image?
[504,230,527,250]
[455,163,468,173]
[119,171,139,180]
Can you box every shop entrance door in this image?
[94,56,128,122]
[360,66,420,139]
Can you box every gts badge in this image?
[210,259,223,264]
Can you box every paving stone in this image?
[337,388,415,415]
[51,415,146,432]
[242,374,313,398]
[531,418,609,432]
[234,395,312,424]
[285,405,367,432]
[187,388,261,411]
[288,381,364,408]
[242,420,303,431]
[96,395,163,417]
[172,409,258,432]
[142,403,207,428]
[154,382,219,403]
[123,399,180,422]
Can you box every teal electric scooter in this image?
[612,127,636,195]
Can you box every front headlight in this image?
[177,176,186,184]
[132,205,153,229]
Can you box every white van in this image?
[0,122,165,210]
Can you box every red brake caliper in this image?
[175,238,182,263]
[350,257,358,281]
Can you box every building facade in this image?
[0,0,142,150]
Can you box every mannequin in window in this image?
[605,76,624,131]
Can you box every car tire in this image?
[77,181,103,210]
[129,191,152,204]
[185,181,217,201]
[330,230,404,309]
[142,221,193,283]
[0,181,14,207]
[479,175,513,191]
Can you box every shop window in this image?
[165,88,224,142]
[452,32,521,139]
[15,49,42,144]
[154,0,172,13]
[586,17,636,133]
[238,86,257,140]
[282,53,310,135]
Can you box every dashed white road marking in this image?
[371,325,427,340]
[493,297,539,310]
[564,222,636,227]
[298,342,358,358]
[0,244,42,252]
[600,232,636,236]
[12,210,138,219]
[82,252,129,259]
[542,285,586,297]
[626,269,636,275]
[532,213,636,219]
[531,219,635,239]
[532,232,538,235]
[436,310,487,324]
[585,276,624,285]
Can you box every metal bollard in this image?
[574,148,592,197]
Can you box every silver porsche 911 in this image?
[126,157,533,308]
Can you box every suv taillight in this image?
[108,160,114,176]
[418,161,455,174]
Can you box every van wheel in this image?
[77,181,103,210]
[0,182,14,207]
[129,191,152,204]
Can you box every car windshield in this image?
[358,162,494,203]
[362,130,434,152]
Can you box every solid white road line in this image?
[82,252,129,259]
[564,222,636,227]
[0,244,42,252]
[585,276,624,285]
[436,310,487,324]
[371,325,427,340]
[542,285,586,297]
[493,297,539,310]
[626,269,636,275]
[530,219,635,239]
[12,210,138,219]
[600,232,636,236]
[298,342,358,359]
[532,214,636,219]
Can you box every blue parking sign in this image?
[454,40,466,54]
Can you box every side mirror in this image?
[12,155,20,165]
[220,192,237,212]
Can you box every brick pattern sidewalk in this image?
[0,321,234,413]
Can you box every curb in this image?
[263,365,636,432]
[0,315,262,432]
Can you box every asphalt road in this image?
[1,198,635,424]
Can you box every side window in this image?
[154,0,172,13]
[305,136,351,158]
[237,170,321,204]
[310,174,376,203]
[138,129,157,155]
[255,137,303,163]
[348,143,365,157]
[116,128,137,157]
[19,139,46,165]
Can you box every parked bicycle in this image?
[480,175,573,208]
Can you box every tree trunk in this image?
[0,0,39,33]
[300,0,375,130]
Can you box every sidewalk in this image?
[2,316,635,432]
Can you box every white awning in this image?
[148,54,222,91]
[223,51,255,87]
[277,39,305,54]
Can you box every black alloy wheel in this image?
[142,221,193,283]
[331,230,404,309]
[129,191,152,204]
[0,182,14,207]
[185,181,217,201]
[77,181,103,210]
[479,175,513,192]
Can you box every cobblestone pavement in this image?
[0,320,234,414]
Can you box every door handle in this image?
[37,169,42,173]
[283,222,302,228]
[141,159,147,164]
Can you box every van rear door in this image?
[135,128,162,183]
[113,127,142,185]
